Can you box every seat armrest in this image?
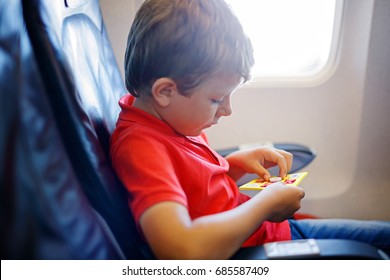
[217,142,316,180]
[231,239,388,260]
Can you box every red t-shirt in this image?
[110,94,291,247]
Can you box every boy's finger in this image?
[275,149,293,174]
[275,156,288,178]
[255,162,271,181]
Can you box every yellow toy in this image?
[239,172,308,197]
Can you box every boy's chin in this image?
[185,131,203,137]
[175,124,213,137]
[179,129,204,137]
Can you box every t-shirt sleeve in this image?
[111,131,188,223]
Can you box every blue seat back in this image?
[21,0,152,259]
[1,0,125,259]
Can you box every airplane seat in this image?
[21,0,152,259]
[15,0,387,259]
[0,0,125,259]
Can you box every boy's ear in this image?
[151,78,178,107]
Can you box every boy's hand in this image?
[225,147,293,181]
[257,182,305,222]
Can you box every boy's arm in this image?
[140,182,304,259]
[225,147,293,182]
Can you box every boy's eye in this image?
[211,98,223,105]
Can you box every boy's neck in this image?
[133,97,162,121]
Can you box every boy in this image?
[110,0,390,259]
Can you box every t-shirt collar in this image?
[117,94,183,138]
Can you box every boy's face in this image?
[158,74,242,136]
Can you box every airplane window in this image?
[225,0,342,84]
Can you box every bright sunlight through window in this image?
[225,0,341,81]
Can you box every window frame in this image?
[234,0,345,88]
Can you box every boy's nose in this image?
[218,98,232,117]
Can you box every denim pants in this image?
[289,219,390,256]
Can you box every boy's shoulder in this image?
[111,114,187,155]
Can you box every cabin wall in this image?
[326,0,390,220]
[101,0,390,220]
